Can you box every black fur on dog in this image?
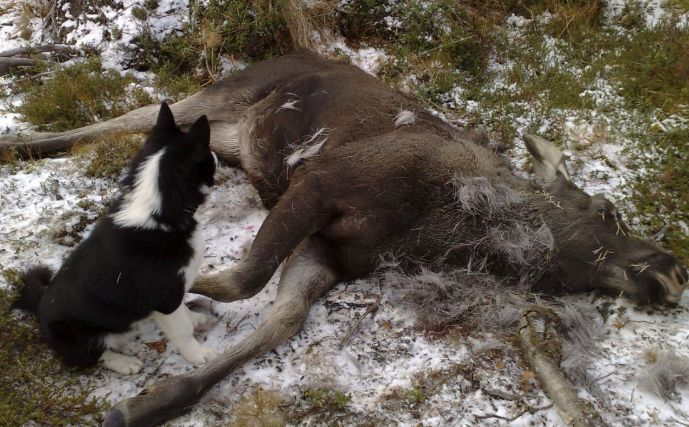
[13,103,215,368]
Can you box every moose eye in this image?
[597,207,609,219]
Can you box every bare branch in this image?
[0,44,77,57]
[519,307,607,427]
[0,57,41,75]
[476,403,554,422]
[339,296,380,349]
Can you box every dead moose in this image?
[2,51,687,426]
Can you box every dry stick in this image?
[0,44,76,57]
[476,403,554,422]
[0,57,40,75]
[339,297,380,349]
[518,308,606,427]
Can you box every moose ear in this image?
[188,115,210,146]
[523,134,571,183]
[155,102,176,129]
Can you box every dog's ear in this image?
[155,102,176,130]
[188,115,210,146]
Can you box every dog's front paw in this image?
[101,351,143,375]
[179,342,217,365]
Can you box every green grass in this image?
[124,0,292,96]
[302,387,351,411]
[230,387,287,427]
[610,23,689,114]
[72,134,144,179]
[344,0,689,261]
[13,57,153,132]
[629,127,689,263]
[0,273,106,425]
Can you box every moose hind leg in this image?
[103,237,339,427]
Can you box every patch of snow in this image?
[320,38,388,76]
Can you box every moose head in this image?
[525,134,688,304]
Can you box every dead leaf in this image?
[145,340,167,353]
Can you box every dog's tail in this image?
[12,265,54,314]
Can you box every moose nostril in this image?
[653,270,686,303]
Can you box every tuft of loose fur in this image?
[445,175,554,285]
[394,110,416,127]
[286,128,329,168]
[380,265,529,334]
[379,262,609,406]
[452,176,522,218]
[12,265,54,314]
[637,350,689,402]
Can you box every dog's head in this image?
[114,103,216,230]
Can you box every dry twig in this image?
[339,297,380,349]
[476,403,554,422]
[519,307,606,427]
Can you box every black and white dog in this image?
[13,103,217,374]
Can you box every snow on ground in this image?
[2,0,689,426]
[3,154,689,426]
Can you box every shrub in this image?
[14,58,153,132]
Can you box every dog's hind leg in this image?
[103,236,339,427]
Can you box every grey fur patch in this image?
[447,175,554,285]
[285,128,330,168]
[379,263,608,407]
[380,266,528,334]
[278,98,300,112]
[452,176,522,218]
[488,223,554,267]
[394,110,416,127]
[637,350,689,402]
[553,302,609,405]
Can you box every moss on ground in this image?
[610,22,689,114]
[12,57,153,132]
[342,0,689,261]
[72,134,144,179]
[301,387,351,411]
[0,273,106,425]
[124,0,292,97]
[230,387,287,427]
[629,127,689,263]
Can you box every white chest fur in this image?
[179,226,204,292]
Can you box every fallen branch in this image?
[0,57,41,75]
[482,386,521,401]
[518,307,606,427]
[0,103,162,158]
[339,296,379,349]
[476,403,553,422]
[0,44,76,57]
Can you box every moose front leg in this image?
[103,237,339,427]
[191,175,332,302]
